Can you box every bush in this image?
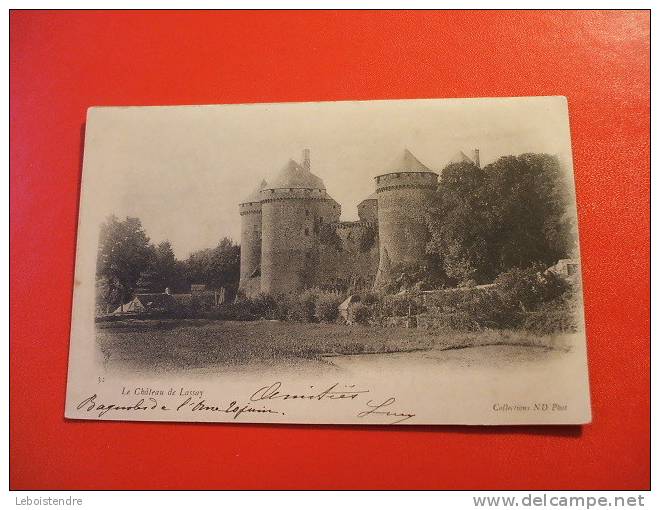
[315,292,342,322]
[522,290,579,335]
[438,266,574,331]
[273,294,291,321]
[380,256,448,293]
[381,294,423,317]
[280,289,347,323]
[217,289,344,324]
[469,291,522,329]
[211,293,281,321]
[287,289,320,322]
[361,292,380,306]
[352,303,372,324]
[494,265,569,313]
[249,293,278,319]
[215,301,258,321]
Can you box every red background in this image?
[10,10,650,490]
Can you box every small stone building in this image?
[338,295,361,324]
[547,258,580,281]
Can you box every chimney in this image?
[302,148,311,171]
[472,148,480,168]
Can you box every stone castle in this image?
[238,148,480,297]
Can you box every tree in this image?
[136,241,182,293]
[426,154,576,286]
[426,161,494,284]
[182,237,241,299]
[482,153,575,273]
[381,257,447,293]
[96,215,152,309]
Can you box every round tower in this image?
[374,149,438,287]
[260,151,340,295]
[238,180,266,298]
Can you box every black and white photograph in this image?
[65,96,591,425]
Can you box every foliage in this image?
[237,293,278,320]
[483,154,575,273]
[287,289,320,322]
[419,266,575,332]
[183,237,241,299]
[352,303,372,324]
[315,292,343,322]
[426,161,492,284]
[96,215,241,312]
[361,292,380,306]
[136,241,182,293]
[214,290,344,323]
[522,290,579,335]
[494,265,569,313]
[96,215,153,310]
[426,154,576,284]
[380,256,447,294]
[95,277,115,314]
[252,293,279,319]
[214,301,259,321]
[381,293,424,317]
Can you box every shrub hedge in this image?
[110,265,578,335]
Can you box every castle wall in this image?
[374,172,438,285]
[317,197,342,225]
[317,221,380,291]
[238,201,262,297]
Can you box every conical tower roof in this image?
[448,150,475,165]
[240,179,267,204]
[382,148,433,174]
[266,159,325,190]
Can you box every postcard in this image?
[65,96,591,425]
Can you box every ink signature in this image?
[76,394,283,419]
[250,382,369,402]
[357,397,416,424]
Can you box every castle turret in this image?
[238,179,266,297]
[302,148,311,171]
[374,149,438,287]
[357,192,378,223]
[260,150,340,295]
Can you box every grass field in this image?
[96,319,574,373]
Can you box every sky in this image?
[81,96,575,259]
